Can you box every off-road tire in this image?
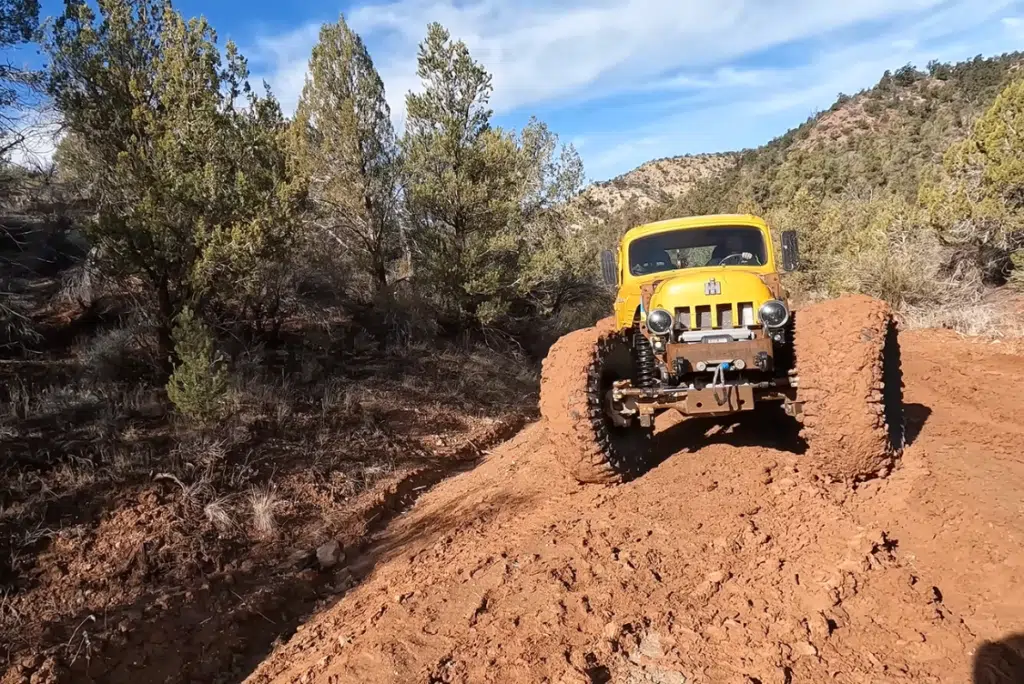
[539,317,654,484]
[794,294,906,482]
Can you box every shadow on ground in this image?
[904,402,932,446]
[649,406,807,469]
[642,400,933,479]
[973,633,1024,684]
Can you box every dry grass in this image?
[904,300,1024,337]
[248,485,281,540]
[1,271,537,680]
[203,496,236,533]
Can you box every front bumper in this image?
[665,335,774,374]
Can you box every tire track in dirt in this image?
[245,330,1024,684]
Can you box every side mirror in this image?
[781,230,800,272]
[600,249,617,288]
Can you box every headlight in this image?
[758,300,789,328]
[646,308,673,335]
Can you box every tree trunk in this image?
[156,283,177,379]
[373,259,389,295]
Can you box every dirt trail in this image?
[247,330,1024,684]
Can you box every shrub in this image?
[1010,250,1024,291]
[166,307,228,423]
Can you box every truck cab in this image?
[607,214,792,331]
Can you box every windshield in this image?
[628,226,767,276]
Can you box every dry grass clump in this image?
[203,496,236,533]
[75,318,160,383]
[248,485,282,540]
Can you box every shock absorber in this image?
[633,331,657,388]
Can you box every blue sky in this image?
[19,0,1024,181]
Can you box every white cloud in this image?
[1001,14,1024,36]
[251,0,951,116]
[246,0,1024,180]
[5,109,62,169]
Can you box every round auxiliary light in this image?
[733,359,746,370]
[646,308,673,335]
[695,361,707,372]
[758,300,790,329]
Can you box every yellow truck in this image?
[539,213,905,484]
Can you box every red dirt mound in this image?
[245,330,1024,684]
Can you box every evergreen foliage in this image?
[47,0,306,369]
[401,23,599,329]
[165,306,228,422]
[289,14,402,294]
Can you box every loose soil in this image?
[245,328,1024,684]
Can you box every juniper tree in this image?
[47,0,305,370]
[921,76,1024,286]
[289,14,401,294]
[401,22,520,322]
[402,23,599,327]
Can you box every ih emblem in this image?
[704,278,721,296]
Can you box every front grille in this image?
[674,301,757,330]
[717,304,733,329]
[696,305,713,329]
[677,309,691,329]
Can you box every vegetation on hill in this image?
[594,55,1024,330]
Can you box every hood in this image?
[647,267,775,314]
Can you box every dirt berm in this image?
[247,327,1024,684]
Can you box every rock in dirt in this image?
[281,548,315,571]
[316,541,344,570]
[603,621,620,640]
[625,666,687,684]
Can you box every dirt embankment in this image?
[246,329,1024,684]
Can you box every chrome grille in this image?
[675,302,757,331]
[738,302,755,326]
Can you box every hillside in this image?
[599,55,1023,224]
[667,56,1023,214]
[572,152,736,222]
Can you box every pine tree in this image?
[289,14,401,294]
[166,306,227,422]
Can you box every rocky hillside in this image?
[575,57,1018,229]
[572,152,736,223]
